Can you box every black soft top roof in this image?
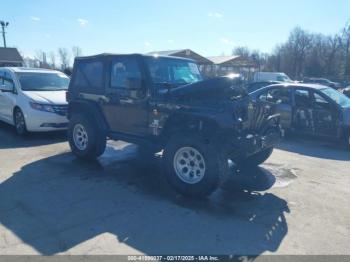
[74,53,196,63]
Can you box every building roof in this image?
[0,48,23,63]
[148,49,213,64]
[207,55,240,64]
[148,50,185,56]
[208,55,255,67]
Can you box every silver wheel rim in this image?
[15,110,25,133]
[73,124,88,151]
[173,146,206,184]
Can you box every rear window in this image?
[73,60,104,91]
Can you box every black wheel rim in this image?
[15,111,25,134]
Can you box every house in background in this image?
[0,47,24,67]
[148,49,256,80]
[207,55,256,80]
[148,49,213,74]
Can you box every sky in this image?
[2,0,350,60]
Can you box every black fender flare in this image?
[68,100,109,132]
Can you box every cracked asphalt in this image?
[0,122,349,255]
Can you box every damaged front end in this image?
[226,98,282,160]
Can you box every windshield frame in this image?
[145,57,203,88]
[320,87,350,109]
[16,72,70,92]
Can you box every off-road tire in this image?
[13,108,27,136]
[68,113,106,159]
[237,147,274,169]
[163,133,228,198]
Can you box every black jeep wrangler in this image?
[67,54,281,197]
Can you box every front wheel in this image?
[68,114,106,159]
[14,108,27,136]
[163,133,228,197]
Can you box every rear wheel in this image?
[68,113,106,159]
[14,108,27,136]
[163,133,228,197]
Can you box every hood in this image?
[23,90,68,105]
[169,76,247,100]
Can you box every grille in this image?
[52,105,68,116]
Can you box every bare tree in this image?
[72,46,82,58]
[232,46,250,58]
[58,48,70,69]
[49,51,56,69]
[341,22,350,77]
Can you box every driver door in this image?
[102,56,150,136]
[311,91,338,137]
[292,89,314,134]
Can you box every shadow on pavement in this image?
[277,136,350,161]
[0,122,67,149]
[0,144,290,256]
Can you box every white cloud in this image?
[77,18,88,27]
[144,41,152,47]
[220,37,234,45]
[30,16,40,22]
[208,12,223,19]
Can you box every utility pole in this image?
[0,21,9,48]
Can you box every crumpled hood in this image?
[169,76,246,99]
[23,91,68,105]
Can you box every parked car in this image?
[253,72,293,82]
[245,81,282,93]
[250,83,350,147]
[0,67,70,135]
[66,54,281,197]
[302,77,341,89]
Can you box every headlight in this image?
[29,102,55,113]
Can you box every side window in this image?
[73,61,104,90]
[0,73,14,89]
[259,88,291,104]
[295,89,312,107]
[313,92,331,110]
[110,58,141,89]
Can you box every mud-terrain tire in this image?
[68,113,106,159]
[13,108,27,136]
[163,133,228,197]
[237,147,273,169]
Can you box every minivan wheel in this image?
[163,133,228,198]
[68,114,106,159]
[14,108,27,136]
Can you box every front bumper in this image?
[24,109,68,132]
[227,128,282,159]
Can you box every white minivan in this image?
[0,67,69,135]
[253,72,293,82]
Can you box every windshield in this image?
[321,87,350,108]
[146,57,202,87]
[17,72,70,91]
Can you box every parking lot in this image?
[0,121,349,256]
